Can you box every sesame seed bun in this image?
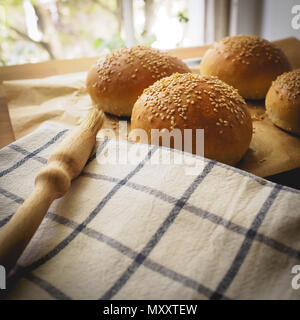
[266,69,300,136]
[200,35,291,100]
[131,73,253,165]
[86,46,190,117]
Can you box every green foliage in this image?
[0,0,23,6]
[137,33,156,46]
[94,33,125,52]
[94,37,105,49]
[0,1,187,65]
[177,10,189,23]
[93,31,156,53]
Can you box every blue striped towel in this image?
[0,122,300,300]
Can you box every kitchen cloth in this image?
[0,122,299,300]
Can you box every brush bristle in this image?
[80,108,104,133]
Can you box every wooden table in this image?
[1,38,300,188]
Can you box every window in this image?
[0,0,198,65]
[0,0,298,66]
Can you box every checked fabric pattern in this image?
[0,122,300,300]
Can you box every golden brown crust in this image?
[200,35,291,100]
[86,46,190,117]
[266,69,300,135]
[131,73,253,165]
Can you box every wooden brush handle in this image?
[0,108,104,272]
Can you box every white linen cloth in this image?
[0,122,299,300]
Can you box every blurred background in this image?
[0,0,299,66]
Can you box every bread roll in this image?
[200,35,291,100]
[131,73,253,165]
[266,69,300,135]
[86,46,190,117]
